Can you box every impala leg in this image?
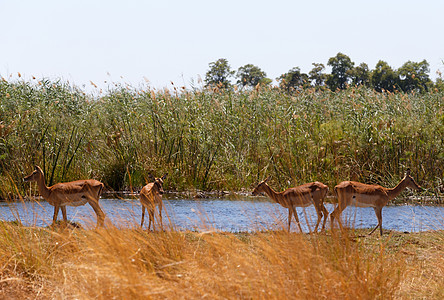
[330,206,345,232]
[53,204,60,225]
[148,209,154,231]
[313,203,323,232]
[158,203,163,230]
[141,205,146,227]
[331,189,349,234]
[287,208,293,232]
[88,199,105,227]
[292,207,303,233]
[378,208,383,236]
[368,224,379,236]
[330,208,335,229]
[368,207,383,236]
[320,204,329,232]
[61,206,68,223]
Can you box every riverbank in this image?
[4,189,443,206]
[2,198,442,233]
[0,221,442,299]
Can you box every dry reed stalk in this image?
[1,221,432,299]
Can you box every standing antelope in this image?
[252,177,329,232]
[330,169,422,236]
[23,166,105,227]
[140,174,167,230]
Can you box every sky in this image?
[1,0,443,91]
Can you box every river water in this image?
[0,196,443,232]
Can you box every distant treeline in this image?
[0,76,443,198]
[204,53,443,93]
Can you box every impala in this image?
[330,169,422,236]
[140,173,167,230]
[252,177,329,232]
[23,166,105,227]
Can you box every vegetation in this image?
[0,76,443,197]
[0,221,442,299]
[236,64,271,88]
[326,52,355,91]
[1,61,443,298]
[278,67,310,91]
[204,58,235,89]
[206,53,439,93]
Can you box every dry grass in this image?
[0,220,442,299]
[389,230,444,299]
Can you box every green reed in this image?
[0,78,442,198]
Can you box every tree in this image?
[277,67,309,92]
[350,63,370,87]
[326,52,354,91]
[397,60,432,92]
[204,58,235,89]
[371,60,399,92]
[309,63,327,88]
[236,64,271,88]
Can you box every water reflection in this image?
[0,197,443,232]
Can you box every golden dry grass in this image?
[0,221,442,299]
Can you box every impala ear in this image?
[35,165,39,170]
[405,168,411,176]
[161,173,168,180]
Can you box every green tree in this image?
[350,63,370,87]
[397,60,432,92]
[371,60,399,92]
[204,58,235,89]
[326,52,354,90]
[277,67,309,92]
[309,63,327,88]
[236,64,271,88]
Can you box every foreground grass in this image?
[0,222,442,299]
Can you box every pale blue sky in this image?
[1,0,443,90]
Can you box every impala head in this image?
[403,169,422,191]
[23,166,44,182]
[152,173,168,195]
[252,176,271,196]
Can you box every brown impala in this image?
[330,169,422,236]
[24,166,105,227]
[140,173,167,230]
[252,177,329,232]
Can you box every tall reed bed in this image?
[0,78,443,197]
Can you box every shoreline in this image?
[2,190,443,205]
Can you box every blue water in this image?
[0,197,443,232]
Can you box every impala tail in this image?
[323,186,329,198]
[98,182,104,197]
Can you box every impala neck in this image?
[386,177,408,200]
[35,172,51,199]
[262,183,282,204]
